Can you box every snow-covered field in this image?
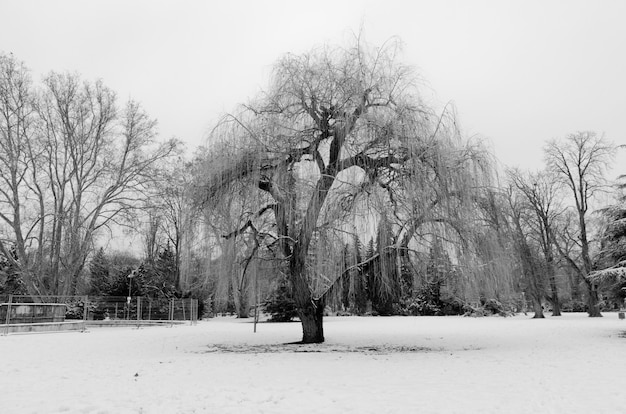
[1,313,625,414]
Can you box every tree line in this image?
[1,40,624,343]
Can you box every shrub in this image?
[264,280,298,322]
[65,299,98,320]
[561,300,588,312]
[463,299,515,317]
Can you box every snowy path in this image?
[1,313,625,413]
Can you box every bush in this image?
[397,283,459,316]
[264,281,298,322]
[463,299,515,317]
[561,300,587,312]
[65,299,98,320]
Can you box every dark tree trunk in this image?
[569,272,581,301]
[290,248,326,343]
[233,287,249,319]
[297,298,325,344]
[543,247,561,316]
[586,282,602,317]
[532,299,545,319]
[548,275,561,316]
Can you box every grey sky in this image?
[2,0,625,177]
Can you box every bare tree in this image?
[197,40,492,343]
[545,131,616,317]
[0,53,41,294]
[504,184,546,318]
[0,54,178,296]
[509,169,563,315]
[141,157,195,291]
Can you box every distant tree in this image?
[0,245,26,295]
[106,252,142,297]
[89,248,110,295]
[591,179,626,306]
[135,245,180,298]
[350,236,368,314]
[545,131,617,317]
[460,187,519,308]
[0,53,178,297]
[505,185,546,318]
[509,169,563,315]
[369,215,400,315]
[264,276,298,322]
[142,158,195,292]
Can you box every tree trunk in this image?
[569,272,581,301]
[543,246,561,316]
[548,275,561,316]
[297,298,325,343]
[233,286,249,318]
[532,299,545,319]
[289,248,325,343]
[586,282,602,317]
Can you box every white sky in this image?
[2,0,625,177]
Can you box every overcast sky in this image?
[2,0,625,178]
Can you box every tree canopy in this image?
[194,39,495,342]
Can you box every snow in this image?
[1,313,625,413]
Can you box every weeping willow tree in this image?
[196,39,497,343]
[186,142,270,317]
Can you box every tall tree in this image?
[509,169,563,315]
[505,185,546,318]
[142,157,195,291]
[0,53,40,294]
[545,131,616,317]
[89,247,110,295]
[197,40,488,343]
[0,53,178,296]
[590,178,626,304]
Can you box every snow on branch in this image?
[589,261,626,282]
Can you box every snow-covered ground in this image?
[1,313,625,414]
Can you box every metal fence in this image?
[0,295,199,328]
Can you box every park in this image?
[1,313,624,413]
[1,1,626,412]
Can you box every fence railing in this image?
[0,295,199,332]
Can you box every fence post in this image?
[136,297,141,328]
[169,298,174,327]
[4,294,13,335]
[82,295,88,332]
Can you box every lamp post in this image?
[127,269,137,319]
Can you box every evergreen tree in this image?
[593,203,626,306]
[0,245,26,295]
[138,244,180,298]
[350,235,368,314]
[365,216,401,315]
[107,252,142,297]
[89,248,110,295]
[418,238,449,315]
[264,277,298,322]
